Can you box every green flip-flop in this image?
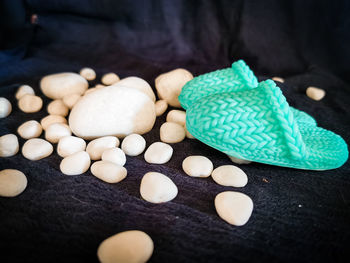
[185,80,348,170]
[179,60,317,126]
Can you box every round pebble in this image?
[140,172,178,203]
[15,85,35,100]
[60,151,90,175]
[18,94,43,113]
[160,122,185,143]
[91,161,127,183]
[211,165,248,187]
[84,88,97,95]
[57,136,86,158]
[47,99,69,116]
[0,97,12,118]
[144,142,173,164]
[182,155,213,177]
[272,77,285,83]
[155,100,168,116]
[166,110,186,126]
[45,123,72,143]
[97,230,154,263]
[0,134,19,157]
[121,134,146,156]
[41,115,67,130]
[17,120,42,139]
[86,136,119,160]
[228,155,252,164]
[95,84,106,89]
[102,73,120,85]
[62,93,81,109]
[306,86,326,101]
[22,138,53,160]
[215,191,253,226]
[101,147,126,166]
[0,169,27,197]
[79,67,96,81]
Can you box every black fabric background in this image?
[0,0,349,262]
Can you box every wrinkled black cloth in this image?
[0,1,349,262]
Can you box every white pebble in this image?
[86,136,119,160]
[228,155,252,164]
[22,138,53,160]
[272,77,285,83]
[60,151,90,175]
[121,134,146,156]
[0,134,19,157]
[17,120,42,139]
[140,172,178,203]
[62,93,81,109]
[211,165,248,187]
[15,85,35,100]
[0,169,27,197]
[114,76,156,102]
[306,86,325,101]
[79,67,96,81]
[160,122,185,143]
[102,73,120,85]
[144,142,173,164]
[47,99,69,116]
[91,161,127,183]
[155,100,168,116]
[57,136,86,158]
[45,123,71,143]
[215,191,253,226]
[182,155,213,177]
[0,97,12,118]
[97,230,154,263]
[101,147,126,166]
[18,94,43,113]
[184,124,195,139]
[166,110,186,126]
[41,115,67,130]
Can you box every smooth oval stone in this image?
[57,136,86,158]
[41,115,67,130]
[121,134,146,156]
[101,147,126,166]
[62,93,81,109]
[40,72,88,99]
[0,134,19,157]
[306,86,326,101]
[84,88,98,95]
[166,110,186,126]
[101,72,120,85]
[69,86,156,139]
[155,100,168,116]
[79,67,96,81]
[272,77,285,83]
[97,230,154,263]
[91,161,127,183]
[15,85,35,100]
[215,191,253,226]
[47,99,69,116]
[86,136,119,160]
[140,172,178,203]
[60,151,90,175]
[182,155,213,177]
[211,165,248,187]
[0,97,12,118]
[144,142,173,164]
[160,122,185,143]
[22,138,53,160]
[18,94,43,113]
[17,120,42,139]
[0,169,27,197]
[114,76,155,102]
[45,123,72,143]
[227,155,252,164]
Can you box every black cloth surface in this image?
[0,1,350,262]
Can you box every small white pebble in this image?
[0,97,12,118]
[0,169,27,197]
[160,122,185,143]
[57,136,86,158]
[40,115,67,130]
[17,120,42,139]
[91,161,127,183]
[215,191,253,226]
[272,77,285,83]
[79,67,96,81]
[211,165,248,187]
[95,84,106,89]
[101,73,120,85]
[86,136,119,160]
[140,172,178,203]
[60,151,90,175]
[184,123,195,139]
[166,110,186,126]
[182,155,213,178]
[0,134,19,157]
[18,94,43,113]
[97,230,154,263]
[47,99,69,116]
[228,155,252,164]
[144,142,173,164]
[155,100,168,116]
[121,134,146,156]
[101,147,126,166]
[62,93,81,109]
[22,138,53,160]
[306,86,325,101]
[15,85,35,100]
[45,123,71,143]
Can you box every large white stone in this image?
[69,86,156,139]
[22,138,53,160]
[86,136,119,160]
[0,97,12,118]
[182,155,213,178]
[113,76,155,102]
[57,136,86,157]
[17,120,42,139]
[91,161,127,183]
[60,151,90,175]
[0,169,27,197]
[211,165,248,187]
[0,134,19,157]
[144,142,173,164]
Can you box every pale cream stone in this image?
[182,155,213,178]
[140,172,178,203]
[228,155,252,164]
[215,191,253,226]
[166,110,186,126]
[41,115,67,130]
[144,142,173,164]
[95,84,106,89]
[15,85,35,100]
[47,99,69,116]
[17,120,42,139]
[60,151,90,175]
[155,68,193,107]
[121,134,146,156]
[160,122,185,143]
[0,134,19,157]
[272,77,285,83]
[184,124,195,139]
[40,72,88,99]
[62,93,81,109]
[114,76,155,102]
[86,136,119,160]
[79,67,96,81]
[22,138,53,160]
[84,88,97,95]
[101,147,126,166]
[101,73,120,85]
[0,169,27,197]
[306,86,326,101]
[97,230,154,263]
[45,123,72,143]
[211,165,248,187]
[91,161,127,183]
[57,136,86,158]
[155,100,168,116]
[0,97,12,118]
[18,94,43,113]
